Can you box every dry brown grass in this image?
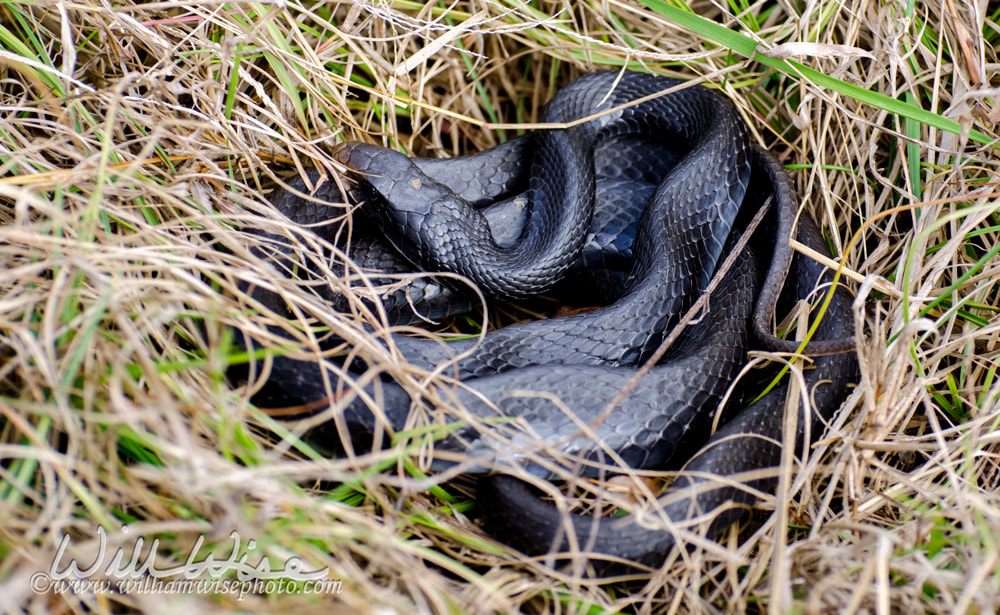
[1,0,999,613]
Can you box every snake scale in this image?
[240,70,859,571]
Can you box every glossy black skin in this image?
[265,134,683,325]
[477,215,857,571]
[336,72,754,380]
[336,73,749,303]
[243,71,859,572]
[302,237,757,480]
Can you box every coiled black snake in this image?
[239,71,859,571]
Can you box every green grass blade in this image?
[637,0,994,145]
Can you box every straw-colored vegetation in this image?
[1,0,998,612]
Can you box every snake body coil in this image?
[248,71,858,571]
